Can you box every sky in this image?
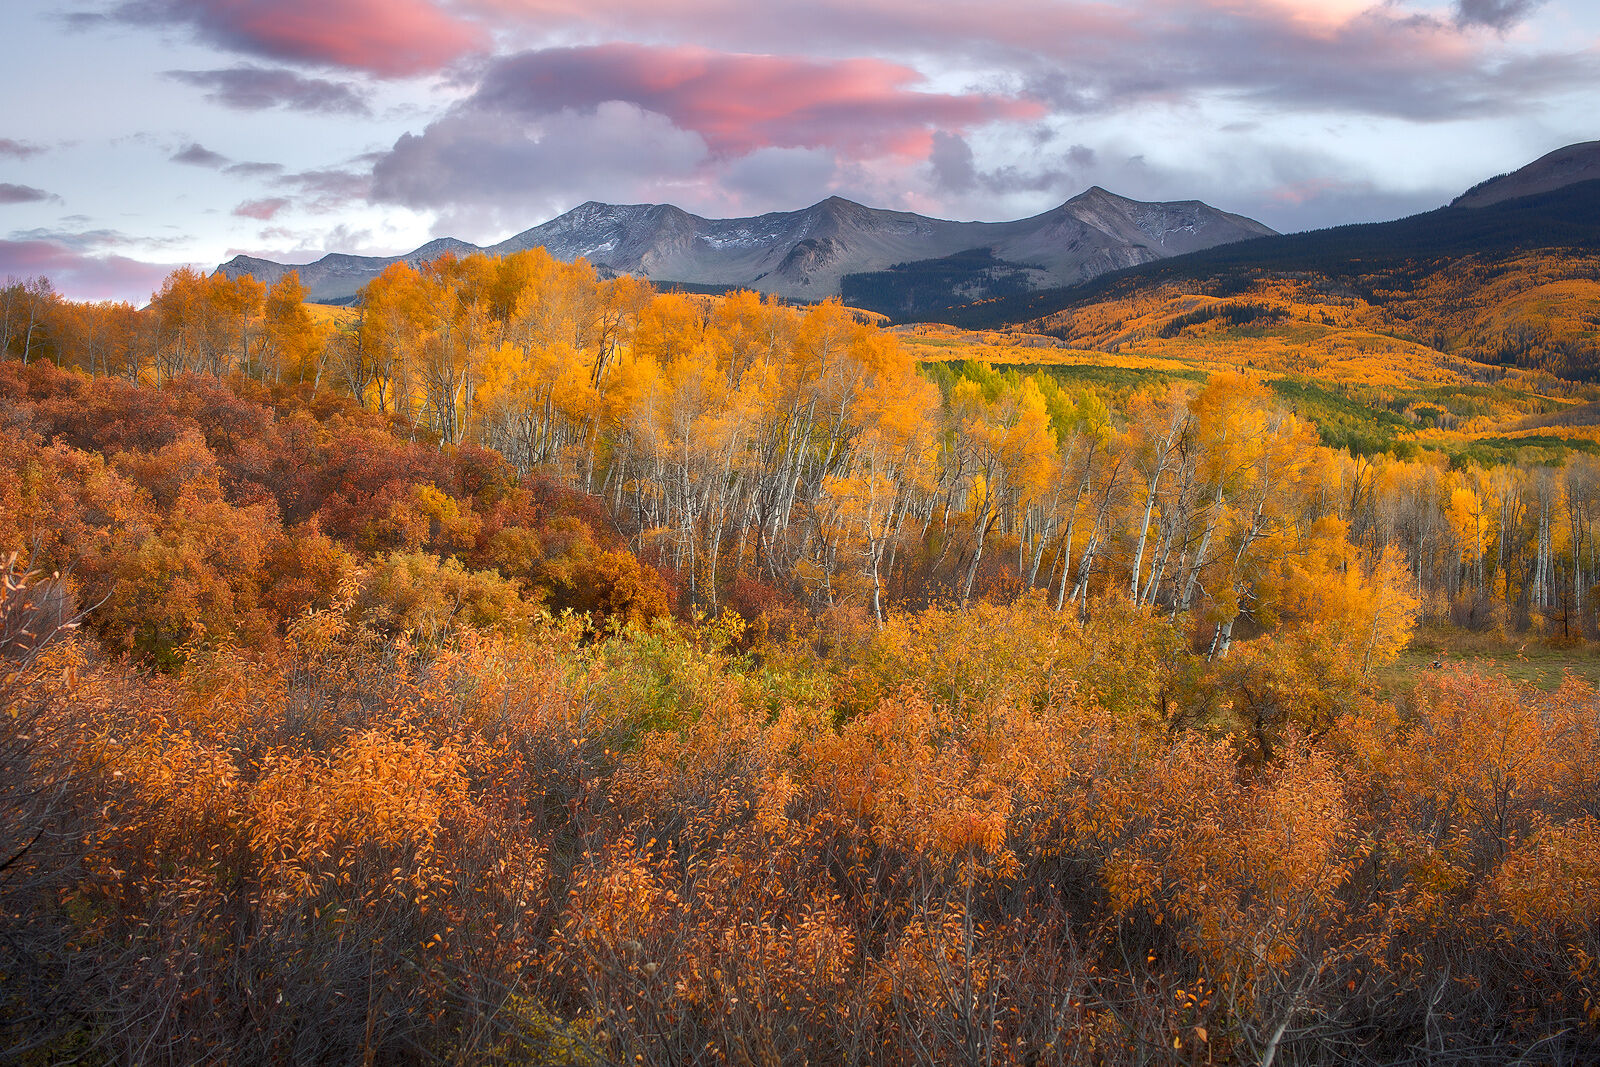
[2,0,1597,302]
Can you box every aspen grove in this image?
[2,257,1599,1064]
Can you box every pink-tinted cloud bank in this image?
[472,45,1043,157]
[0,238,182,303]
[125,0,487,76]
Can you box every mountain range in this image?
[215,188,1276,311]
[901,140,1600,385]
[217,140,1600,326]
[930,140,1600,333]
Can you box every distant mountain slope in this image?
[838,187,1275,318]
[1453,140,1600,209]
[934,178,1600,379]
[217,239,480,303]
[936,177,1600,323]
[215,190,1275,309]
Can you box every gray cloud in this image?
[0,184,57,205]
[370,102,709,222]
[0,139,45,160]
[166,66,371,115]
[277,167,370,212]
[362,42,1046,227]
[927,133,1092,203]
[465,44,1039,157]
[1006,8,1596,123]
[226,223,398,262]
[0,235,183,303]
[718,147,846,211]
[171,142,229,167]
[1049,142,1459,233]
[929,132,978,194]
[7,227,190,251]
[224,161,284,178]
[1455,0,1545,31]
[56,0,1594,253]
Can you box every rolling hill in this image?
[928,173,1600,379]
[1453,140,1600,208]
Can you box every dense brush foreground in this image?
[1,256,1599,1064]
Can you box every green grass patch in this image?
[1270,378,1415,456]
[1411,382,1557,419]
[919,359,1209,410]
[1374,626,1600,694]
[1444,434,1600,468]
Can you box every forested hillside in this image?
[3,257,1600,1064]
[7,253,1600,638]
[934,180,1600,380]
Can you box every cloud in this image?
[9,228,136,251]
[227,221,385,260]
[1454,0,1545,31]
[345,2,1599,237]
[718,147,851,212]
[0,139,45,160]
[469,45,1043,158]
[233,197,291,219]
[0,184,57,205]
[167,66,370,115]
[455,1,1594,123]
[926,132,1092,204]
[119,0,488,76]
[1037,140,1459,233]
[171,142,230,167]
[0,238,181,303]
[55,0,1591,247]
[277,167,371,211]
[224,161,284,178]
[997,5,1596,122]
[371,101,709,221]
[363,44,1044,224]
[928,132,978,194]
[7,227,191,253]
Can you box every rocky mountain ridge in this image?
[216,189,1277,310]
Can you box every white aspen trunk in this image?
[1129,468,1163,602]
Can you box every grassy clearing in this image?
[1375,626,1600,693]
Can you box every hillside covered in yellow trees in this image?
[3,243,1600,1063]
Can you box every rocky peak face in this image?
[215,189,1277,310]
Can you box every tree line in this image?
[6,255,1600,640]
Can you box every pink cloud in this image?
[233,197,291,219]
[456,1,1575,122]
[1265,178,1374,206]
[130,0,487,76]
[472,45,1044,157]
[0,240,182,304]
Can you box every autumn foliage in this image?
[1,262,1597,1063]
[3,573,1597,1063]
